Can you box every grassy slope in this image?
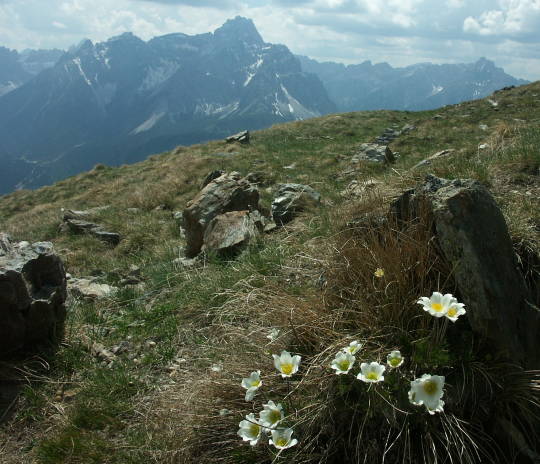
[0,82,539,463]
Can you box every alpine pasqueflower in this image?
[272,350,301,378]
[357,361,386,383]
[241,370,262,401]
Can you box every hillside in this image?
[0,82,539,463]
[0,17,334,194]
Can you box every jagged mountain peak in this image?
[214,16,264,46]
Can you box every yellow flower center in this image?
[447,308,457,317]
[275,437,288,447]
[251,379,261,387]
[423,380,438,395]
[337,360,350,371]
[268,409,282,424]
[366,372,379,381]
[431,302,444,312]
[389,358,401,367]
[249,424,260,436]
[280,363,294,375]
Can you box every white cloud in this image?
[464,0,540,37]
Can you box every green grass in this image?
[1,82,539,463]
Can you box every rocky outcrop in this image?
[61,209,120,245]
[392,175,540,368]
[202,210,264,256]
[352,143,395,164]
[226,130,250,144]
[0,234,67,357]
[183,172,260,258]
[271,183,321,225]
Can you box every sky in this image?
[0,0,539,80]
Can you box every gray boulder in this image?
[202,210,264,256]
[392,175,540,368]
[0,234,67,357]
[183,172,260,258]
[271,184,321,225]
[352,143,395,164]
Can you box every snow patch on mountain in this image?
[131,112,166,134]
[431,85,444,96]
[0,81,19,97]
[244,57,264,86]
[139,61,180,93]
[73,57,93,86]
[194,101,240,119]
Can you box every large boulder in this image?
[202,210,264,256]
[392,175,540,368]
[0,234,67,357]
[183,172,260,258]
[271,184,321,225]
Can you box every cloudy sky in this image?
[1,0,539,80]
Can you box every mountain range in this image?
[298,55,528,112]
[0,16,529,194]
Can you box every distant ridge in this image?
[298,55,528,112]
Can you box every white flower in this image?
[330,351,355,375]
[417,292,454,318]
[426,399,445,415]
[374,268,385,278]
[445,301,466,322]
[241,370,262,401]
[269,428,298,450]
[259,400,284,428]
[237,413,262,446]
[273,350,301,378]
[408,374,445,414]
[267,328,280,342]
[343,340,362,355]
[357,362,386,383]
[387,350,404,368]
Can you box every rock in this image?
[61,206,110,220]
[271,183,321,225]
[478,144,488,150]
[126,208,140,214]
[64,218,121,246]
[411,149,455,170]
[401,124,416,134]
[352,143,395,164]
[183,172,260,258]
[68,278,117,299]
[225,130,250,144]
[479,124,488,131]
[173,257,199,269]
[201,170,226,189]
[0,235,67,357]
[245,172,265,185]
[375,127,401,144]
[432,114,444,120]
[202,210,263,256]
[487,98,499,108]
[340,179,382,198]
[391,175,540,368]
